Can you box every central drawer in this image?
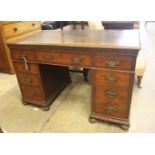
[35,51,93,67]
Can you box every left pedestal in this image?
[13,61,70,109]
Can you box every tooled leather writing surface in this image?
[7,30,140,50]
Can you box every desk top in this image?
[7,30,140,50]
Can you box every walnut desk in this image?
[7,30,140,129]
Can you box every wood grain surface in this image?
[7,30,140,50]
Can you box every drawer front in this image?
[94,84,129,118]
[93,99,129,118]
[95,85,129,103]
[3,21,41,39]
[94,70,133,88]
[20,85,44,103]
[94,54,135,70]
[35,51,92,67]
[18,73,40,86]
[13,62,39,74]
[11,49,34,61]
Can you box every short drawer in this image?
[93,99,129,119]
[11,49,34,61]
[94,70,133,88]
[35,51,92,67]
[20,85,44,102]
[18,73,40,86]
[94,54,135,70]
[3,21,41,39]
[13,62,39,74]
[70,54,92,66]
[95,85,129,103]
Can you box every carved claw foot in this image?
[89,117,97,123]
[41,106,50,111]
[120,124,130,130]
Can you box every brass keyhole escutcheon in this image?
[72,57,83,63]
[43,55,54,60]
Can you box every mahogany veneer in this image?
[8,30,140,129]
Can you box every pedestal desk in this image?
[7,30,140,129]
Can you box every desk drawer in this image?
[94,99,128,118]
[20,85,44,103]
[94,54,135,70]
[3,21,41,39]
[13,62,39,74]
[11,49,34,61]
[35,51,92,67]
[18,73,40,86]
[94,70,133,88]
[95,85,129,103]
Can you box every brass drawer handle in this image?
[104,76,118,83]
[13,27,18,32]
[104,91,117,97]
[24,78,32,84]
[105,106,116,113]
[28,91,35,96]
[43,55,53,60]
[105,60,119,68]
[72,57,83,63]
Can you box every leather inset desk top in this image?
[8,30,140,50]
